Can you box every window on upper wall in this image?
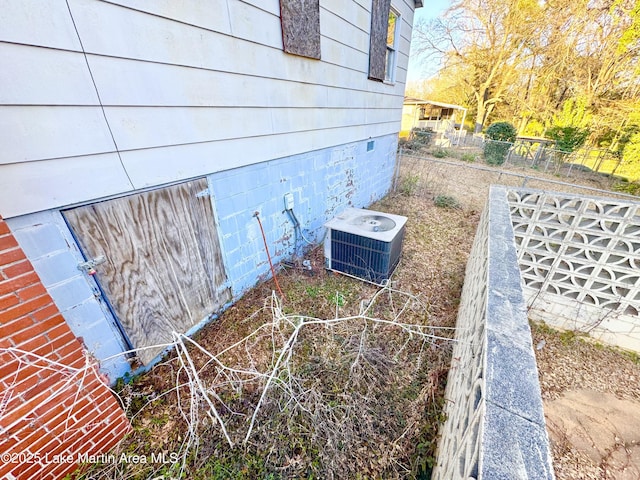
[368,0,400,83]
[279,0,321,59]
[384,8,400,82]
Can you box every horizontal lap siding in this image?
[1,156,135,224]
[102,107,400,150]
[0,106,117,162]
[0,44,98,106]
[0,0,82,50]
[0,0,413,218]
[118,123,401,187]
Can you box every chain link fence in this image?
[394,149,639,212]
[446,131,623,179]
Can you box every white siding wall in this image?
[0,0,417,218]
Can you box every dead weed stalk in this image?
[80,282,456,479]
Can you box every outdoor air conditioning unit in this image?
[324,207,408,285]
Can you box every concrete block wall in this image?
[4,135,397,381]
[507,188,640,352]
[0,216,130,480]
[5,212,131,380]
[210,134,397,296]
[432,186,554,479]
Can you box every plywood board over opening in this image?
[280,0,321,59]
[63,178,231,365]
[368,0,392,81]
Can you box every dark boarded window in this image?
[368,0,392,81]
[280,0,321,59]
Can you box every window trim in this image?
[368,1,401,84]
[384,7,401,84]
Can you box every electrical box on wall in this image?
[284,192,295,210]
[324,208,407,285]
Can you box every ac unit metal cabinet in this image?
[324,208,408,285]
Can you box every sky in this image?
[406,0,452,83]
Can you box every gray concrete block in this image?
[484,328,546,427]
[47,276,94,311]
[482,401,555,480]
[32,250,83,287]
[10,222,69,259]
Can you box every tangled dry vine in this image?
[4,280,458,479]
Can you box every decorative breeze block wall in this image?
[507,188,640,352]
[432,186,554,480]
[431,200,488,479]
[0,216,130,480]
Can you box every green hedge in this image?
[484,122,517,165]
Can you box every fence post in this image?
[394,148,403,193]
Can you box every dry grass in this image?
[532,326,640,404]
[77,148,636,479]
[74,177,477,480]
[398,146,637,210]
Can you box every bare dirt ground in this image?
[532,325,640,480]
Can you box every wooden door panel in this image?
[63,179,231,364]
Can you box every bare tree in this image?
[412,0,542,132]
[411,0,640,140]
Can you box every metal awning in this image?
[403,97,468,145]
[403,97,466,111]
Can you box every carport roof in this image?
[403,97,466,111]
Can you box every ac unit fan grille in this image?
[330,226,405,284]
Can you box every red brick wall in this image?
[0,216,131,480]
